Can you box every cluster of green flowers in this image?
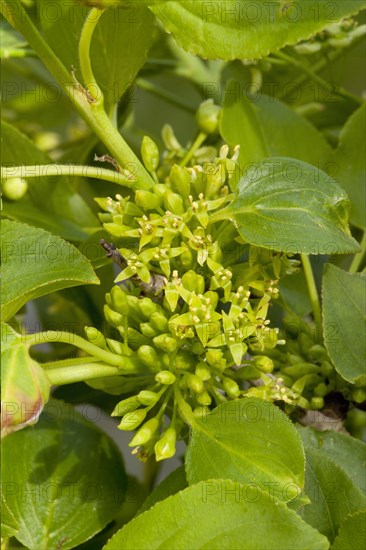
[85,105,352,461]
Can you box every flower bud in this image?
[169,164,191,198]
[195,362,211,381]
[150,312,169,333]
[314,383,328,397]
[196,390,212,406]
[141,136,159,173]
[254,356,274,374]
[174,350,195,371]
[118,408,147,431]
[110,285,129,315]
[155,370,176,385]
[135,190,162,211]
[310,397,324,410]
[222,377,240,398]
[162,124,181,151]
[106,338,124,355]
[180,246,194,269]
[153,333,178,353]
[193,406,209,420]
[84,326,107,349]
[104,304,124,327]
[138,345,161,370]
[164,190,184,215]
[137,390,160,406]
[155,427,177,461]
[352,389,366,404]
[2,177,28,201]
[129,417,160,447]
[196,99,220,135]
[140,322,159,338]
[185,374,204,394]
[112,396,140,417]
[138,297,159,320]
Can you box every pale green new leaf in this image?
[104,480,329,550]
[2,400,127,550]
[185,398,305,503]
[322,264,366,382]
[1,220,99,321]
[151,1,366,60]
[225,157,359,254]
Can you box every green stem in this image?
[174,383,196,426]
[301,254,322,332]
[275,50,363,105]
[46,362,121,385]
[349,232,366,273]
[180,132,207,167]
[25,331,138,370]
[136,78,196,113]
[0,0,154,189]
[1,164,138,188]
[79,7,104,104]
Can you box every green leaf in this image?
[220,91,333,173]
[1,323,50,437]
[299,426,366,494]
[332,510,366,550]
[185,398,305,503]
[1,120,99,240]
[104,480,329,550]
[1,219,99,321]
[150,1,365,60]
[36,0,156,110]
[298,448,366,542]
[224,157,359,255]
[322,264,366,383]
[1,493,19,538]
[137,466,187,515]
[336,103,366,229]
[2,400,127,550]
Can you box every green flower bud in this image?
[112,396,140,417]
[352,389,366,404]
[180,246,194,269]
[174,350,195,371]
[118,408,147,431]
[110,285,129,315]
[84,326,107,349]
[104,304,124,327]
[254,356,274,374]
[135,190,162,211]
[106,338,124,355]
[310,397,324,410]
[141,136,159,173]
[222,377,240,398]
[162,124,182,151]
[169,164,191,198]
[181,270,205,294]
[153,333,178,353]
[129,417,160,447]
[137,390,160,406]
[138,297,160,320]
[206,349,225,369]
[164,190,184,215]
[150,312,169,333]
[140,322,159,338]
[308,345,327,361]
[126,295,145,323]
[195,362,211,381]
[193,406,209,419]
[155,427,177,461]
[138,345,161,371]
[314,382,328,397]
[196,390,212,406]
[196,99,221,135]
[2,177,28,201]
[185,373,204,394]
[155,370,176,385]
